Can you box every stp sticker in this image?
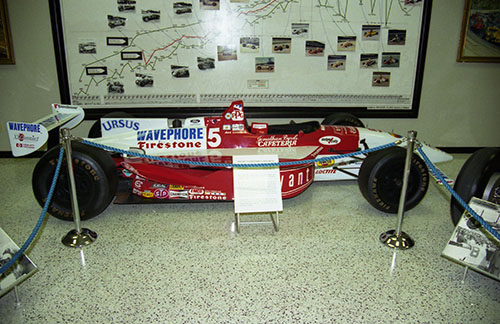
[154,189,169,199]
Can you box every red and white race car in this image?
[7,101,452,221]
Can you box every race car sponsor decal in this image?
[168,190,189,199]
[136,127,206,150]
[319,136,341,145]
[315,169,337,174]
[122,169,133,177]
[189,188,204,195]
[7,122,42,133]
[280,165,314,198]
[154,188,169,199]
[134,179,144,189]
[102,119,140,132]
[232,124,244,131]
[142,190,154,198]
[189,190,227,200]
[7,122,48,157]
[231,104,244,121]
[101,118,166,137]
[257,135,298,147]
[316,158,335,167]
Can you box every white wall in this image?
[0,0,499,152]
[0,0,60,151]
[364,1,500,147]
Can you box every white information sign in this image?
[233,155,283,214]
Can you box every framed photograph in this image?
[0,0,15,64]
[457,0,500,63]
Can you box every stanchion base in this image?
[380,230,414,249]
[61,228,97,248]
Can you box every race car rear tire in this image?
[88,111,134,138]
[321,113,364,127]
[450,148,500,226]
[358,147,429,213]
[32,141,117,221]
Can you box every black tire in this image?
[32,142,117,221]
[321,113,364,127]
[88,111,134,138]
[358,147,429,213]
[450,148,500,226]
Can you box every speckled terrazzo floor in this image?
[0,154,499,324]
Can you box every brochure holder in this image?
[232,155,283,233]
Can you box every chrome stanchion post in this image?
[380,130,416,250]
[60,128,97,248]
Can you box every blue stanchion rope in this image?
[4,138,497,279]
[417,146,500,241]
[0,147,65,276]
[81,138,398,167]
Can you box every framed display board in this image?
[49,0,432,118]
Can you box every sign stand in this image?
[234,211,280,233]
[60,128,97,248]
[232,155,283,233]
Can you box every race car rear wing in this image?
[6,104,84,157]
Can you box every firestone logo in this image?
[257,135,298,147]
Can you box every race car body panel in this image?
[85,100,452,201]
[9,100,452,205]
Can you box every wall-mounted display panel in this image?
[50,0,432,118]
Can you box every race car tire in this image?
[321,113,365,127]
[32,141,118,221]
[450,148,500,226]
[358,147,429,213]
[88,111,134,138]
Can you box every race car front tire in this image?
[358,147,429,213]
[32,141,118,221]
[321,113,364,127]
[450,148,500,226]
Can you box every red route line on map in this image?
[238,0,278,16]
[142,35,206,65]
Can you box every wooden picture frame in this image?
[0,0,14,64]
[457,0,500,63]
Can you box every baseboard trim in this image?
[0,151,45,158]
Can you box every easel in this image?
[234,211,280,233]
